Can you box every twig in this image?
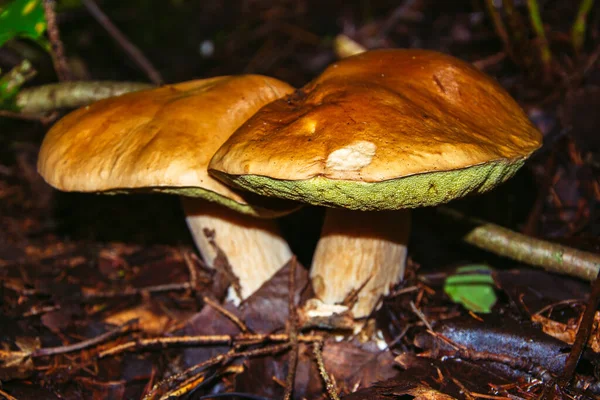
[450,377,476,400]
[183,250,200,294]
[283,258,299,400]
[32,319,137,357]
[525,0,552,79]
[81,0,163,85]
[388,285,419,298]
[0,110,57,123]
[0,388,19,400]
[502,0,526,50]
[558,269,600,386]
[160,365,243,400]
[42,0,72,81]
[410,300,433,331]
[143,344,291,400]
[313,341,340,400]
[484,0,514,61]
[202,295,250,333]
[571,0,595,55]
[15,81,153,114]
[82,282,192,299]
[98,332,324,358]
[437,207,600,281]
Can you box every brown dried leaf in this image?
[240,258,310,333]
[0,345,33,380]
[532,312,600,353]
[104,303,171,335]
[342,378,457,400]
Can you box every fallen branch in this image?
[98,332,323,358]
[437,207,600,281]
[1,319,136,361]
[313,341,340,400]
[15,81,154,114]
[35,319,136,357]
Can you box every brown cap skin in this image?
[38,76,295,216]
[211,50,541,182]
[209,49,543,209]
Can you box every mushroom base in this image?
[182,197,293,303]
[310,208,410,319]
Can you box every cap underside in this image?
[212,158,525,211]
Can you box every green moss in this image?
[212,159,526,211]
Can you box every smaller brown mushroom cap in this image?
[209,49,543,210]
[38,75,296,217]
[37,75,298,302]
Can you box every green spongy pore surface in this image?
[212,159,526,211]
[102,186,298,218]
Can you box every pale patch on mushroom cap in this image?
[209,49,542,209]
[38,75,296,217]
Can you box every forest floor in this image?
[1,1,599,399]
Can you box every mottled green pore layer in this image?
[213,159,526,211]
[104,186,296,218]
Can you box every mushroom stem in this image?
[310,209,410,318]
[182,198,293,303]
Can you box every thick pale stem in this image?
[182,198,293,303]
[310,209,410,318]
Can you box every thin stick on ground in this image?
[558,269,600,386]
[143,343,291,400]
[410,300,433,331]
[42,0,72,81]
[160,365,243,399]
[99,332,324,358]
[2,319,138,359]
[83,282,192,299]
[283,257,300,400]
[202,295,250,333]
[313,341,340,400]
[183,250,201,294]
[81,0,163,85]
[0,388,19,400]
[437,207,600,281]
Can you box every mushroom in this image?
[37,76,298,302]
[209,49,543,319]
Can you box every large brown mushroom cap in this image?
[38,75,295,216]
[209,50,543,210]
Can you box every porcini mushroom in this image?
[37,76,297,302]
[209,49,543,318]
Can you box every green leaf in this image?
[0,0,46,47]
[443,265,497,314]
